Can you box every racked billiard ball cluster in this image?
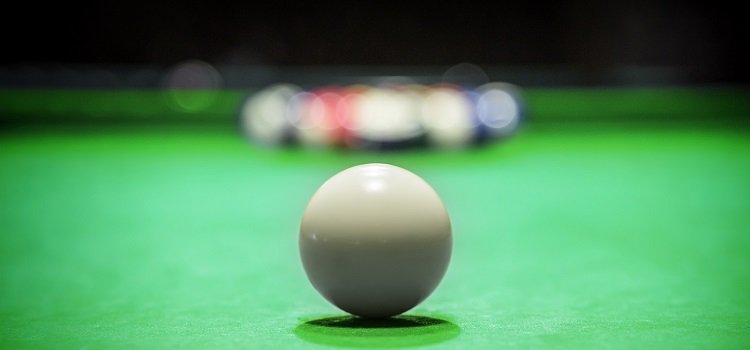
[240,83,523,151]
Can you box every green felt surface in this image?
[2,123,749,349]
[2,87,750,123]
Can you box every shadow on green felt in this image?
[294,314,461,348]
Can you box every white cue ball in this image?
[299,163,452,318]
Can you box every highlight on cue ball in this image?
[299,163,452,318]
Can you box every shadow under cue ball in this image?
[299,163,452,318]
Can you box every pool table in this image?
[1,87,750,349]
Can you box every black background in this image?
[2,1,748,83]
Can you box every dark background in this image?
[2,1,748,84]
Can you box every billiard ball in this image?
[294,87,348,149]
[420,85,477,148]
[347,86,425,150]
[462,89,489,144]
[239,84,300,146]
[475,82,523,139]
[299,163,452,318]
